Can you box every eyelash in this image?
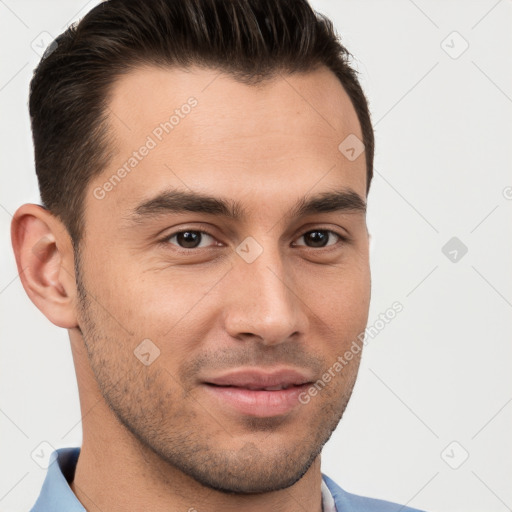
[159,227,349,252]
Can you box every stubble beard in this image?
[74,255,359,494]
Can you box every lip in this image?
[202,367,314,417]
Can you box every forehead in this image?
[107,64,361,129]
[88,65,366,223]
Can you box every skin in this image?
[11,65,371,512]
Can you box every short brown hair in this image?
[29,0,374,245]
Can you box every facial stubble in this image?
[74,249,361,494]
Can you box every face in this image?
[76,65,371,493]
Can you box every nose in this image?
[223,242,309,346]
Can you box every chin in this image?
[188,455,316,495]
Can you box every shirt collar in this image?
[30,447,85,511]
[31,447,337,512]
[321,476,338,512]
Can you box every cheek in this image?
[88,251,225,336]
[300,269,370,370]
[300,261,370,326]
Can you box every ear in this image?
[11,204,79,329]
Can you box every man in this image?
[11,0,426,510]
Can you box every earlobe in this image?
[11,204,79,329]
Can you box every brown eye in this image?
[294,230,342,248]
[165,230,216,249]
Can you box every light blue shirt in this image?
[30,447,426,512]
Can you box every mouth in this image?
[201,368,314,417]
[206,383,305,391]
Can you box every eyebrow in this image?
[127,187,366,223]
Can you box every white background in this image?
[1,1,511,511]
